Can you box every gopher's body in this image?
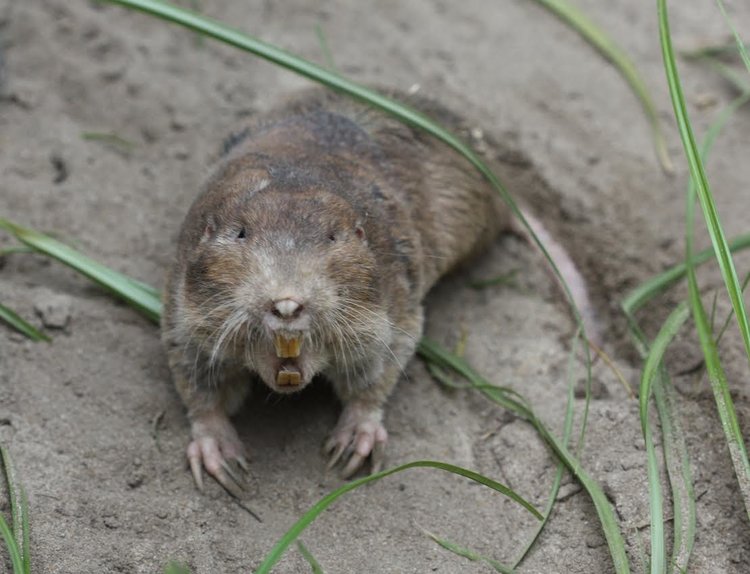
[161,89,526,489]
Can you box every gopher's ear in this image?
[200,215,217,243]
[236,168,271,199]
[354,221,367,244]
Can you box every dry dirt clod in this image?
[33,291,73,330]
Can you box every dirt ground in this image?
[2,1,750,572]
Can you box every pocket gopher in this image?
[161,88,597,493]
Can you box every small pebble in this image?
[585,532,606,548]
[50,153,69,184]
[127,473,145,489]
[170,111,189,131]
[4,80,43,110]
[103,514,120,529]
[172,145,190,160]
[34,291,73,330]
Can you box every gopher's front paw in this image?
[324,402,388,478]
[187,410,249,498]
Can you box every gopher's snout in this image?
[264,295,311,333]
[272,298,303,319]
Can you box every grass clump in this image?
[619,2,750,571]
[658,0,750,524]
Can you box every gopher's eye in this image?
[237,227,247,240]
[328,232,336,242]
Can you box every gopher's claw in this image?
[325,403,388,478]
[236,456,250,473]
[188,449,205,491]
[186,420,249,498]
[221,460,247,492]
[324,439,350,471]
[342,452,367,478]
[371,441,387,475]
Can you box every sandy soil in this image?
[2,1,750,572]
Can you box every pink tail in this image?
[512,212,602,345]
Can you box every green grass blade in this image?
[658,0,750,372]
[418,338,630,574]
[469,270,519,290]
[254,460,542,574]
[654,370,695,573]
[0,218,162,324]
[716,272,750,346]
[123,276,162,300]
[81,131,137,152]
[0,302,50,342]
[685,264,750,518]
[632,306,698,571]
[692,90,750,179]
[682,34,750,94]
[296,541,325,574]
[532,0,673,173]
[709,290,720,334]
[622,232,750,316]
[0,447,27,574]
[0,513,24,574]
[1,447,25,570]
[639,303,690,574]
[422,528,512,574]
[20,487,29,574]
[314,25,337,73]
[682,41,750,61]
[164,561,191,574]
[703,58,750,93]
[716,0,750,75]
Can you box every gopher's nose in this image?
[272,298,303,319]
